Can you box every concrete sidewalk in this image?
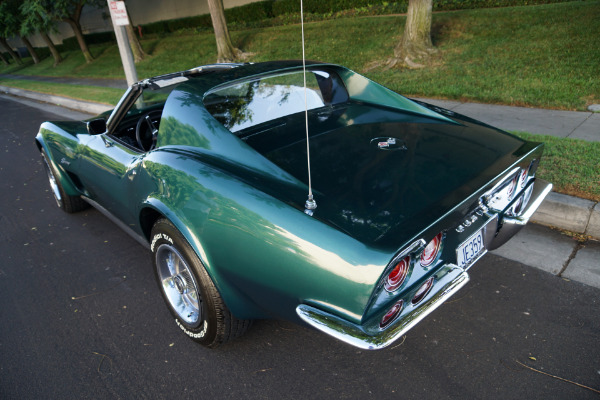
[414,97,600,142]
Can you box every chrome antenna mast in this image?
[301,0,317,215]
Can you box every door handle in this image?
[101,136,113,148]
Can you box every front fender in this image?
[35,131,81,197]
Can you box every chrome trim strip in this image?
[81,197,150,250]
[480,166,521,209]
[297,264,469,350]
[503,178,553,226]
[374,238,426,295]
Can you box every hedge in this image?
[141,1,276,35]
[102,0,586,38]
[58,31,116,51]
[271,0,582,15]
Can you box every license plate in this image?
[457,229,485,268]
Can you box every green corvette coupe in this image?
[36,61,552,350]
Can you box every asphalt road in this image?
[1,96,599,399]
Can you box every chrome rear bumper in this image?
[488,178,553,250]
[297,264,469,350]
[296,178,553,350]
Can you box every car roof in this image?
[141,60,332,92]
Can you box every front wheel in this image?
[151,219,252,347]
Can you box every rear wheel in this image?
[41,151,88,213]
[151,218,252,347]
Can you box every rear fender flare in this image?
[141,196,267,320]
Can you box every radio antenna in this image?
[301,0,317,215]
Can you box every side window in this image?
[204,70,348,133]
[125,87,171,117]
[111,84,175,151]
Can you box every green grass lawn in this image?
[513,132,600,202]
[0,78,124,105]
[1,1,598,110]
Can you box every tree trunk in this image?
[125,24,145,63]
[40,33,63,67]
[0,52,9,65]
[391,0,435,68]
[124,6,145,63]
[0,37,23,65]
[207,0,241,63]
[65,18,94,63]
[20,36,40,64]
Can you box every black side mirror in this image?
[87,118,107,135]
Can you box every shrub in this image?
[58,31,115,51]
[139,0,581,35]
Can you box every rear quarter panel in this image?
[139,149,391,323]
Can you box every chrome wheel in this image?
[151,218,253,346]
[155,243,201,326]
[42,154,62,207]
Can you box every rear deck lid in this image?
[241,102,526,247]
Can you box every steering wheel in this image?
[136,110,162,151]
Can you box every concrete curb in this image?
[532,192,600,239]
[0,85,112,115]
[3,85,599,240]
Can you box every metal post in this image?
[107,0,137,86]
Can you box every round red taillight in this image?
[384,256,410,292]
[412,277,434,305]
[420,233,443,267]
[380,300,404,328]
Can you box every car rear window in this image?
[203,70,348,133]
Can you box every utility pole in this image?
[107,0,137,86]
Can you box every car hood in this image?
[244,102,527,248]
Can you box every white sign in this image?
[109,1,130,26]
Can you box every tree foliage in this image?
[0,0,104,65]
[52,0,105,63]
[24,0,105,63]
[0,0,39,64]
[20,0,63,66]
[20,0,55,35]
[0,0,20,40]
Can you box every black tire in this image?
[41,151,88,213]
[151,218,252,347]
